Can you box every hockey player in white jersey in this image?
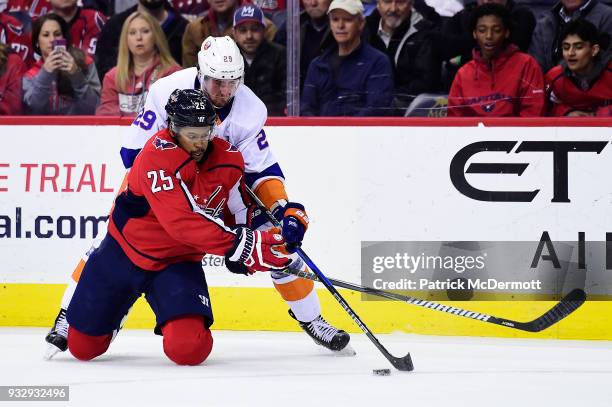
[45,36,351,358]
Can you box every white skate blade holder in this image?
[44,343,61,360]
[332,343,356,357]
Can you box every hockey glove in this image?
[225,227,290,275]
[273,202,309,253]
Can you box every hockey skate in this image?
[44,308,68,360]
[289,310,355,356]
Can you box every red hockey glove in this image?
[225,227,290,275]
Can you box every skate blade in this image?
[332,344,356,357]
[43,344,61,360]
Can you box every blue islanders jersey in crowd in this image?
[122,67,284,190]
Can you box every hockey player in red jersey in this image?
[45,37,351,359]
[66,89,290,365]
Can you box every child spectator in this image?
[50,0,107,58]
[301,0,394,116]
[0,0,34,66]
[0,42,26,114]
[96,0,188,80]
[447,4,545,117]
[546,19,611,116]
[182,0,277,67]
[97,12,181,115]
[22,13,100,114]
[529,0,612,74]
[232,4,286,116]
[440,0,535,90]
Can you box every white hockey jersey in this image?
[121,67,283,189]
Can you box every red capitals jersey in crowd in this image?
[7,0,50,17]
[108,128,253,271]
[0,12,33,66]
[68,7,106,57]
[545,61,612,117]
[448,45,546,117]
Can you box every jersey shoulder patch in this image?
[152,136,177,151]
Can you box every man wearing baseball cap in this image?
[233,4,286,116]
[301,0,394,116]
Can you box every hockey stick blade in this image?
[245,186,414,371]
[281,267,586,333]
[508,288,586,332]
[390,353,414,372]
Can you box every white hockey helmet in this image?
[198,36,244,81]
[0,0,7,13]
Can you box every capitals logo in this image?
[482,102,496,113]
[464,93,511,114]
[153,136,177,150]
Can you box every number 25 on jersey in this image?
[147,170,174,193]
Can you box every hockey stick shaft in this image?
[281,267,586,333]
[246,187,413,371]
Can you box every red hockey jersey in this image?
[68,7,106,57]
[448,45,545,117]
[7,0,51,18]
[108,129,252,271]
[545,61,612,117]
[7,0,50,17]
[0,12,33,66]
[0,52,27,114]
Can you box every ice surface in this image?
[1,328,611,407]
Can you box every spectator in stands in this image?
[530,0,612,74]
[275,0,333,88]
[546,19,611,116]
[22,13,100,114]
[97,12,181,115]
[0,0,34,67]
[440,0,535,89]
[96,0,188,81]
[182,0,277,67]
[233,4,286,116]
[50,0,107,59]
[0,42,26,114]
[301,0,394,116]
[365,0,440,110]
[447,4,545,117]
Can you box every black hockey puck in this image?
[372,368,391,376]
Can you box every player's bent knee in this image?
[67,326,112,361]
[162,315,213,366]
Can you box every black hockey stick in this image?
[246,187,413,372]
[281,267,587,333]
